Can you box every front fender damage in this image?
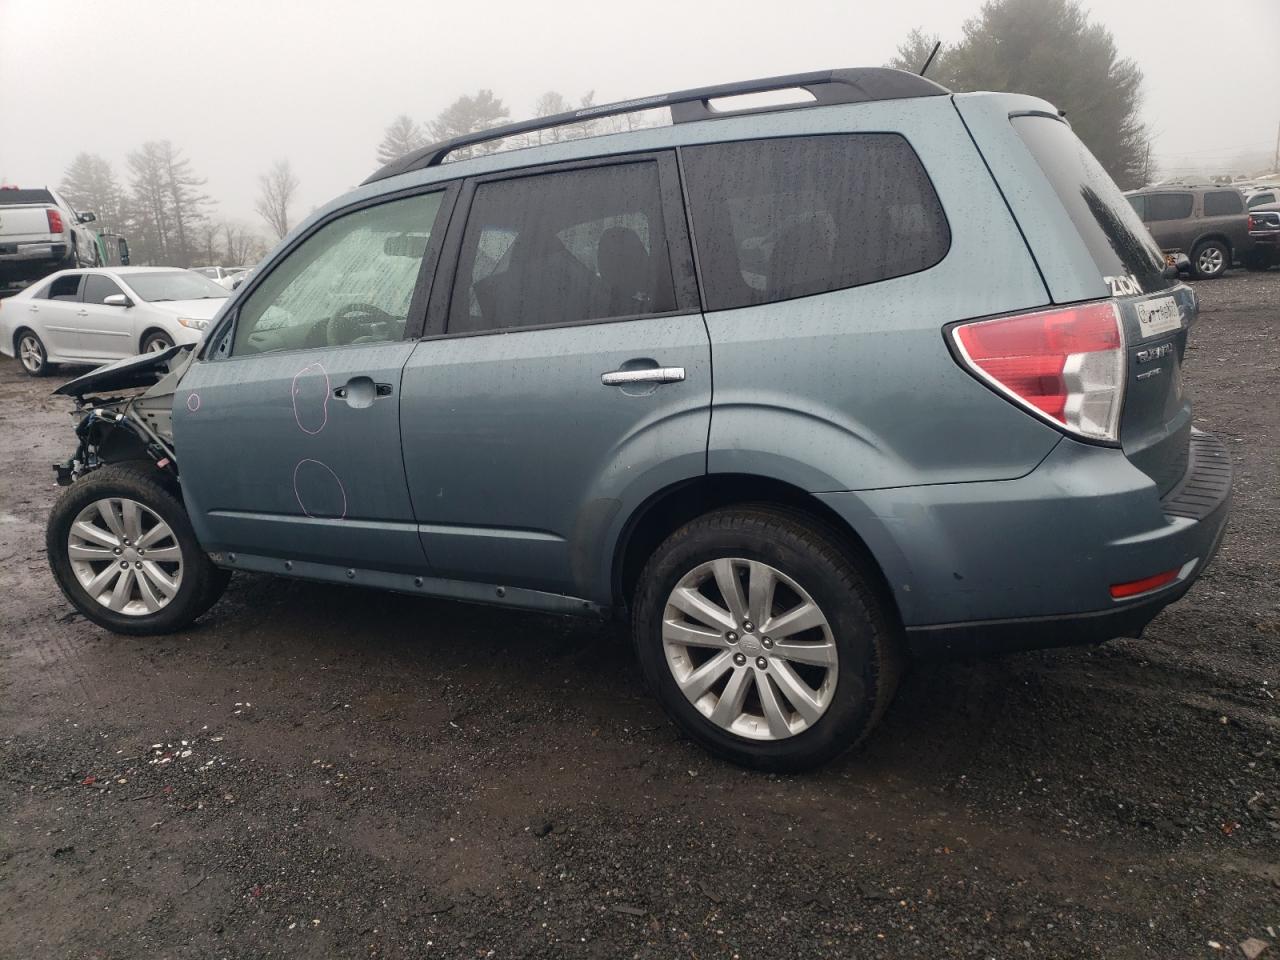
[52,346,196,487]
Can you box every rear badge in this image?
[1134,296,1181,338]
[1136,342,1173,364]
[1105,274,1143,297]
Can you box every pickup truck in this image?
[0,187,101,293]
[1246,202,1280,271]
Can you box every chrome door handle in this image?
[601,366,685,386]
[76,309,88,316]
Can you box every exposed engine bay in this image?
[52,345,196,486]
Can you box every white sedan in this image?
[0,267,229,376]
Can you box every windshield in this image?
[125,271,229,302]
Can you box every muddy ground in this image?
[2,270,1278,960]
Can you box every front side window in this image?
[232,192,444,356]
[83,274,125,304]
[1145,193,1194,221]
[681,134,950,312]
[1203,191,1243,216]
[448,162,676,334]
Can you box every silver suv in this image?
[41,68,1231,770]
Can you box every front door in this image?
[400,154,709,602]
[174,187,454,574]
[78,272,136,360]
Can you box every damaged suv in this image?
[45,68,1231,770]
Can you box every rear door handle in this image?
[600,366,685,386]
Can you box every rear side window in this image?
[681,134,949,311]
[448,161,677,334]
[83,275,124,304]
[44,275,82,301]
[1126,195,1146,219]
[232,191,443,356]
[1145,193,1194,221]
[1011,116,1167,290]
[1203,191,1243,216]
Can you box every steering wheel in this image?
[326,302,397,346]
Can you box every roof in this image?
[364,67,948,185]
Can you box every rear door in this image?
[28,273,86,356]
[1143,192,1195,251]
[1201,189,1249,254]
[78,273,136,360]
[174,186,455,573]
[399,153,708,602]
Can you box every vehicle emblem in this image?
[1136,343,1173,364]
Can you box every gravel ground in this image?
[1,270,1278,959]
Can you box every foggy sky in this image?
[2,0,1278,239]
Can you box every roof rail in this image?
[362,67,948,185]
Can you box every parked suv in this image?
[1246,202,1280,270]
[1124,185,1253,279]
[43,68,1231,770]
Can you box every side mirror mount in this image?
[118,239,130,265]
[78,211,97,224]
[103,293,132,307]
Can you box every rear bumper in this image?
[817,430,1232,657]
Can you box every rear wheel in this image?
[47,462,230,635]
[16,329,51,377]
[632,505,902,771]
[1190,239,1229,279]
[141,330,174,353]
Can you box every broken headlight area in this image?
[52,345,195,487]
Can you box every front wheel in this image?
[46,462,230,635]
[141,331,174,353]
[632,506,903,771]
[1190,240,1229,279]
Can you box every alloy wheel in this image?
[662,558,838,740]
[18,335,43,373]
[67,498,184,615]
[145,336,173,353]
[1197,246,1225,275]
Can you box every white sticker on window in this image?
[1134,296,1181,338]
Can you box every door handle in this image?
[332,376,392,407]
[28,305,38,312]
[600,366,685,386]
[77,309,88,316]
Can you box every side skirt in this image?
[212,551,610,619]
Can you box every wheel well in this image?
[12,326,35,352]
[613,474,900,624]
[1193,233,1231,256]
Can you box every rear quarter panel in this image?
[698,96,1059,492]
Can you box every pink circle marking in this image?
[291,361,330,435]
[185,392,201,412]
[292,459,348,520]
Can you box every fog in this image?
[2,0,1278,233]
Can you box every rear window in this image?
[1011,115,1167,290]
[1204,191,1244,216]
[681,134,949,312]
[0,189,55,206]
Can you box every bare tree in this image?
[376,115,427,166]
[254,159,299,241]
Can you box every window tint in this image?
[1145,193,1194,221]
[1203,190,1244,216]
[449,162,676,333]
[82,274,124,304]
[1247,192,1276,208]
[44,275,82,301]
[681,134,948,312]
[1012,117,1168,291]
[1126,195,1146,219]
[232,192,443,357]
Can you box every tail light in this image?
[46,209,63,233]
[951,300,1125,443]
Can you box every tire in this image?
[46,461,230,636]
[15,328,51,377]
[141,330,174,354]
[632,505,903,771]
[1190,239,1229,279]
